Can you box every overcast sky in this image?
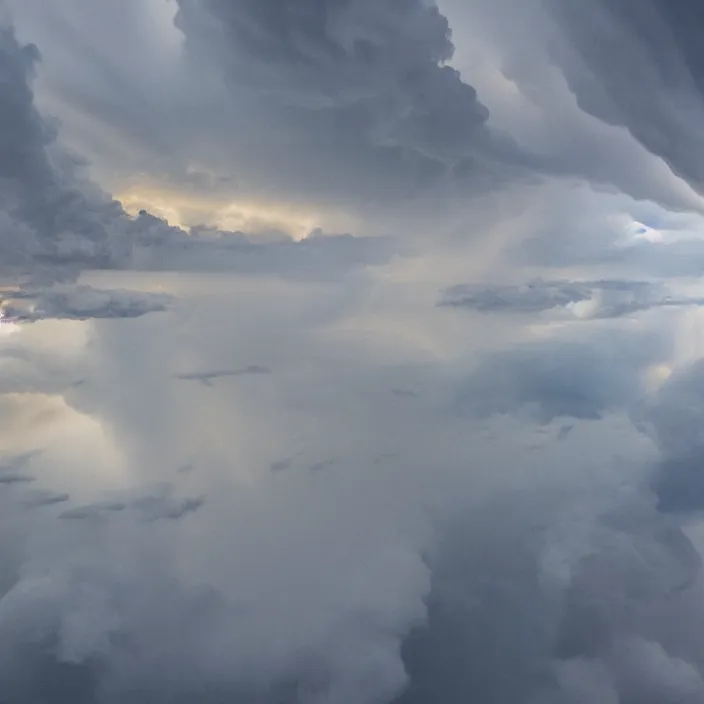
[4,1,704,702]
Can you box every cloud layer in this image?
[3,1,704,703]
[440,278,704,319]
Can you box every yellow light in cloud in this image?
[118,184,357,242]
[644,364,673,392]
[119,188,191,230]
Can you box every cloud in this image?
[457,327,666,422]
[6,2,704,704]
[1,16,393,287]
[12,0,704,228]
[173,0,494,167]
[174,366,271,387]
[548,0,704,194]
[1,256,702,704]
[11,0,542,216]
[396,465,704,703]
[0,474,35,485]
[639,359,704,514]
[21,489,70,508]
[0,20,133,279]
[131,492,205,522]
[3,285,173,323]
[440,278,704,319]
[499,182,704,283]
[58,502,126,520]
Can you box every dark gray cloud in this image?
[0,21,133,278]
[0,474,35,485]
[10,0,703,227]
[58,502,126,520]
[21,490,70,509]
[174,0,490,163]
[8,0,704,229]
[441,278,596,313]
[168,0,531,204]
[174,366,270,387]
[1,13,396,289]
[440,278,704,318]
[395,490,704,704]
[11,0,506,210]
[3,285,173,322]
[132,494,205,522]
[0,450,41,473]
[548,0,704,193]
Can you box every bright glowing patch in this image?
[628,220,663,243]
[118,184,359,241]
[644,364,673,392]
[0,310,20,335]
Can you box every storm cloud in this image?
[0,21,133,278]
[169,0,532,208]
[3,1,704,704]
[173,0,492,162]
[549,0,704,193]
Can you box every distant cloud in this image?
[132,212,397,279]
[0,474,35,485]
[58,502,126,520]
[174,366,270,387]
[5,285,173,322]
[21,490,70,509]
[133,494,205,522]
[440,278,704,318]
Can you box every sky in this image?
[4,1,704,702]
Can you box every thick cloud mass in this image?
[5,1,704,704]
[174,0,491,163]
[550,0,704,192]
[0,23,133,276]
[168,0,536,207]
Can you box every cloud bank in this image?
[440,278,704,319]
[2,1,704,703]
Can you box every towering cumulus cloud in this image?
[5,0,704,703]
[172,0,530,206]
[0,21,132,278]
[174,0,490,161]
